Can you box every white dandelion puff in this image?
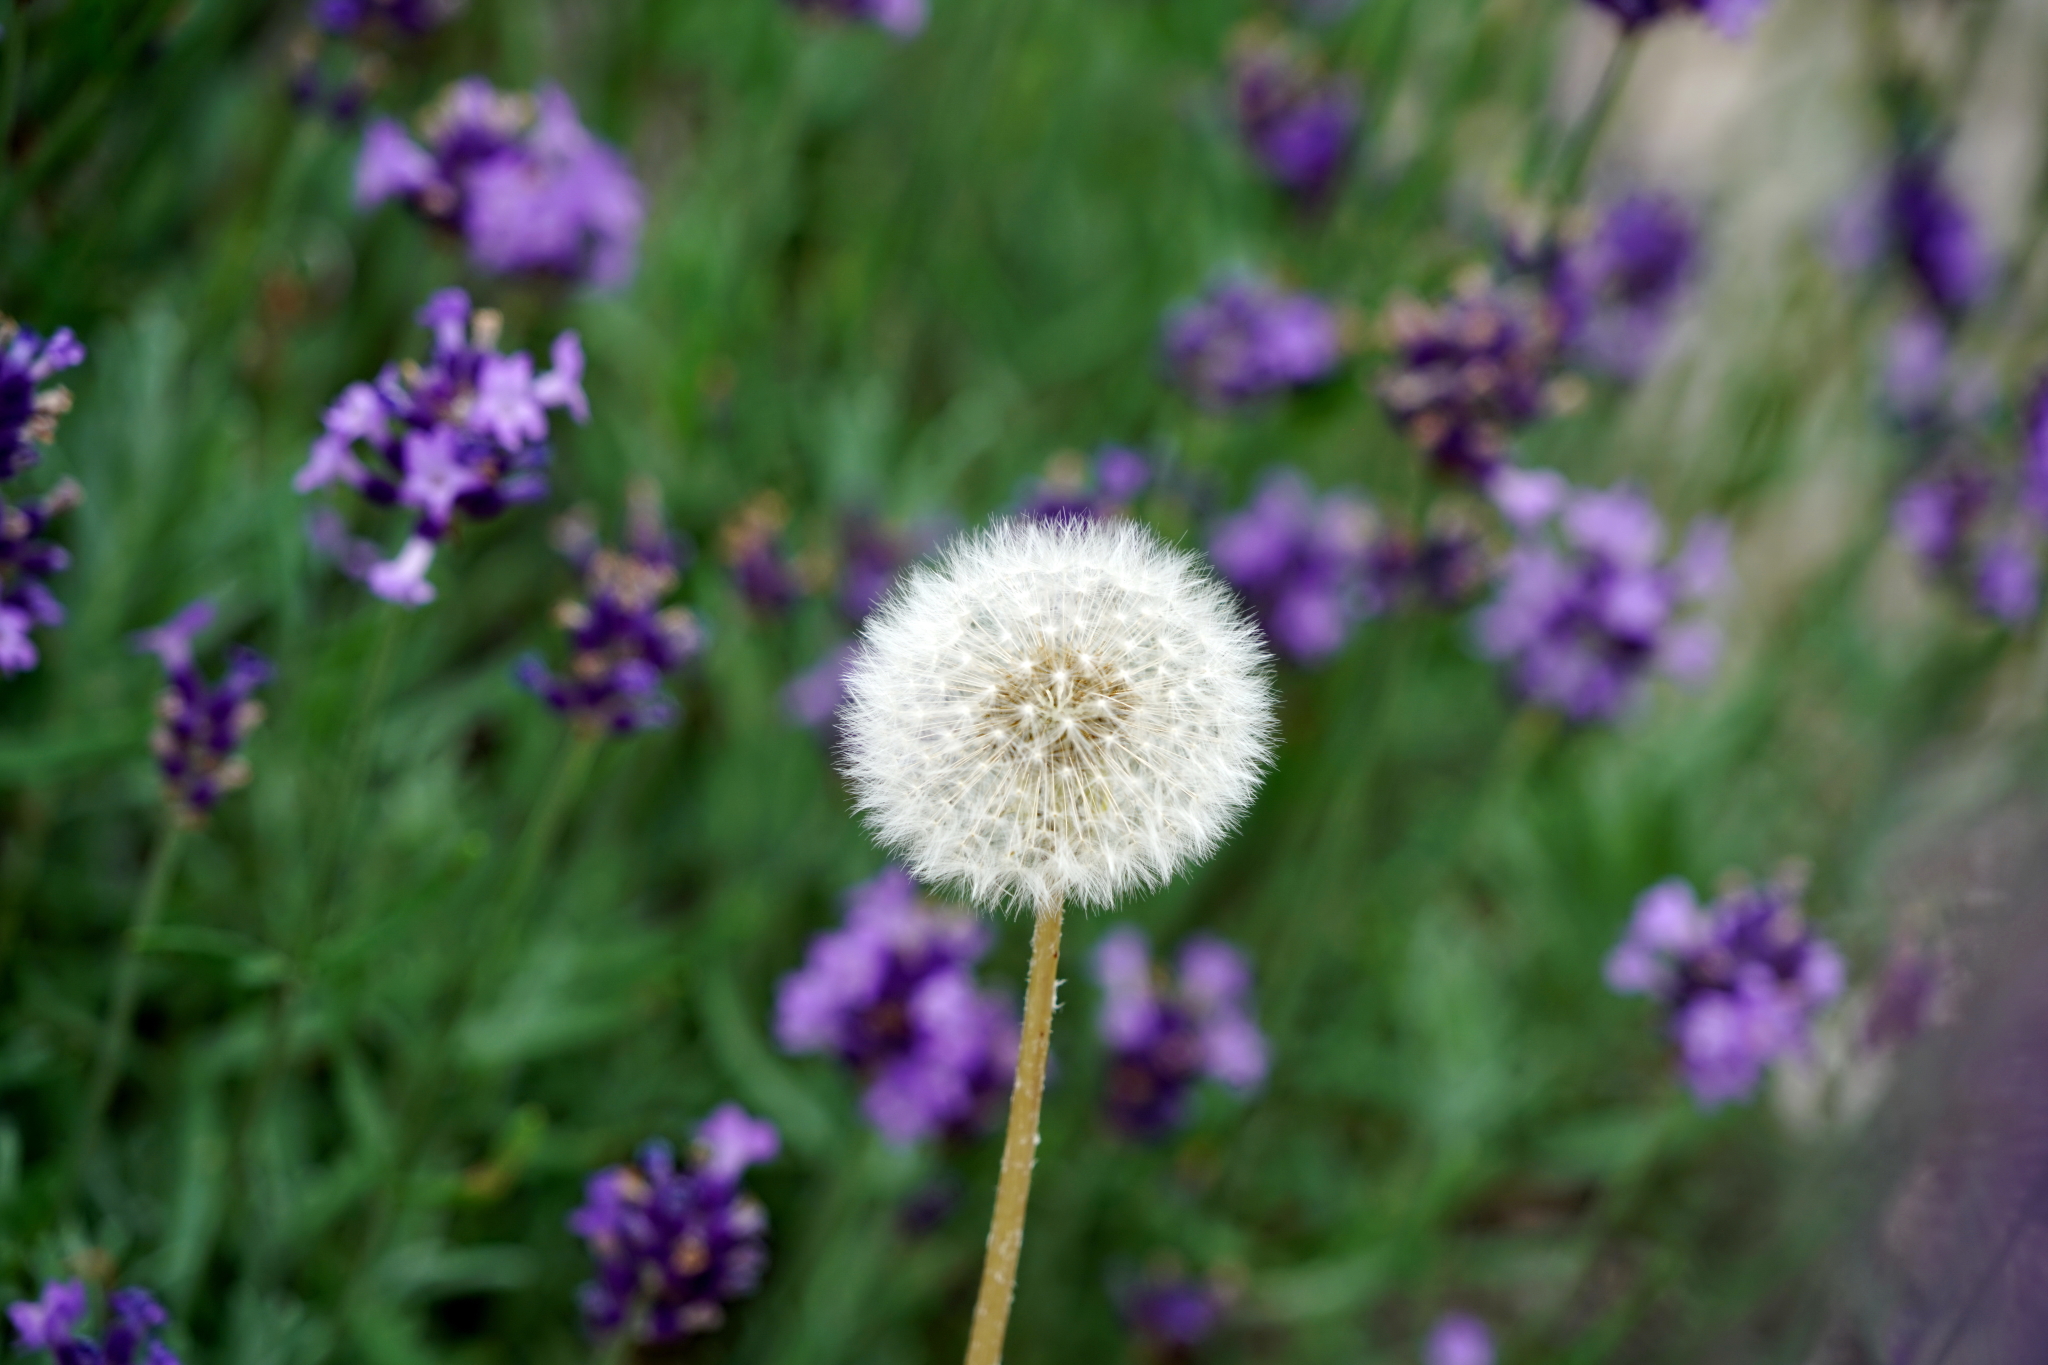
[840,516,1278,912]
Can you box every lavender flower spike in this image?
[517,486,706,734]
[1551,193,1698,381]
[1165,275,1343,410]
[1095,928,1267,1140]
[298,289,585,606]
[8,1279,181,1365]
[568,1105,779,1343]
[312,0,458,35]
[1426,1313,1495,1365]
[1209,469,1379,665]
[1606,874,1845,1105]
[1475,478,1727,722]
[1230,30,1360,205]
[1116,1268,1231,1354]
[357,78,644,286]
[0,316,86,482]
[784,0,928,38]
[1377,276,1557,482]
[774,866,1018,1143]
[134,599,273,820]
[1582,0,1771,39]
[0,478,82,676]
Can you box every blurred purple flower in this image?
[357,78,644,287]
[1378,280,1557,482]
[1209,469,1378,664]
[1862,941,1946,1051]
[1116,1268,1230,1355]
[1475,480,1726,721]
[1425,1313,1495,1365]
[783,0,927,38]
[1832,158,1988,320]
[1892,452,2048,624]
[1095,928,1266,1141]
[1606,874,1844,1105]
[0,478,81,677]
[134,599,273,820]
[312,0,457,35]
[1165,276,1343,409]
[568,1105,778,1343]
[1021,447,1154,525]
[1582,0,1771,38]
[1229,32,1359,204]
[782,641,857,731]
[0,316,84,482]
[297,288,585,607]
[774,867,1018,1143]
[8,1279,180,1365]
[517,488,705,735]
[1551,193,1697,381]
[721,495,803,615]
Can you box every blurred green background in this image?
[3,0,2045,1360]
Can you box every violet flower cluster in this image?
[1475,472,1726,721]
[1165,276,1344,410]
[1229,31,1359,205]
[1377,277,1558,482]
[312,0,456,35]
[0,317,86,677]
[357,78,644,286]
[1208,470,1379,665]
[1426,1313,1496,1365]
[1116,1268,1231,1358]
[568,1105,780,1343]
[774,867,1019,1143]
[1833,156,1989,322]
[1549,193,1698,382]
[1581,0,1771,38]
[133,601,273,820]
[7,1280,179,1365]
[1605,874,1845,1104]
[517,494,705,734]
[721,494,803,616]
[1094,928,1267,1141]
[782,0,927,37]
[1020,447,1152,525]
[298,288,586,606]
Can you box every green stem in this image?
[501,729,601,920]
[78,820,188,1181]
[1543,35,1639,207]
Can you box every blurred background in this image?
[4,0,2048,1361]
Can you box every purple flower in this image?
[721,495,803,615]
[1606,874,1844,1105]
[0,316,85,483]
[1891,457,2048,625]
[782,0,927,37]
[1209,469,1378,664]
[1551,194,1697,381]
[312,0,456,35]
[517,490,705,735]
[1116,1268,1230,1354]
[782,641,857,731]
[1833,159,1988,319]
[835,510,947,619]
[1229,33,1359,204]
[298,289,585,607]
[774,867,1018,1144]
[1582,0,1771,38]
[134,599,273,819]
[1094,928,1266,1141]
[1378,280,1557,482]
[1021,447,1154,525]
[8,1280,180,1365]
[357,79,644,287]
[568,1105,779,1343]
[0,478,81,677]
[1165,276,1343,409]
[1862,941,1945,1051]
[1474,479,1726,722]
[1425,1313,1495,1365]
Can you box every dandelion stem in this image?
[78,819,188,1181]
[963,899,1063,1365]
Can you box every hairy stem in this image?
[78,820,188,1182]
[963,900,1063,1365]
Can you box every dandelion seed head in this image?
[840,517,1276,913]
